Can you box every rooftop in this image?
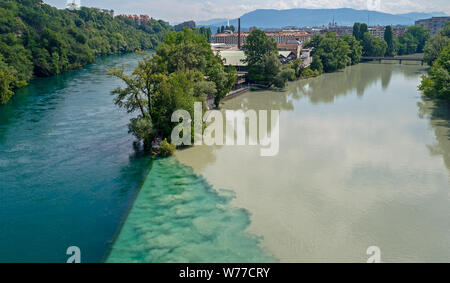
[216,50,295,67]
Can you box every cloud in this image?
[45,0,449,23]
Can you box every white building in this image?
[67,0,81,10]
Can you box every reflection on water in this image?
[176,63,450,262]
[418,100,450,172]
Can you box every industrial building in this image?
[213,30,311,47]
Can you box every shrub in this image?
[158,139,176,157]
[300,67,321,78]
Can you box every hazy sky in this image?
[45,0,450,23]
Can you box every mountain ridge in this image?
[198,8,447,30]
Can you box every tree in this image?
[353,23,361,41]
[307,32,351,73]
[341,34,363,65]
[361,32,387,57]
[424,35,450,66]
[310,55,324,73]
[398,26,430,55]
[384,26,396,56]
[353,23,368,41]
[244,29,285,87]
[419,45,450,100]
[440,22,450,37]
[109,28,235,145]
[424,22,450,66]
[0,55,16,104]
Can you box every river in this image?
[0,53,152,262]
[110,63,450,263]
[1,54,449,262]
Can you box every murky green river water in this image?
[111,63,450,263]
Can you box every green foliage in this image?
[109,28,235,145]
[424,22,450,66]
[218,25,235,33]
[424,35,450,66]
[300,67,321,78]
[361,32,388,57]
[128,117,154,145]
[353,23,368,41]
[274,66,296,88]
[0,0,170,104]
[195,27,212,43]
[244,29,285,87]
[341,34,363,64]
[158,139,176,157]
[352,23,428,57]
[307,32,352,73]
[419,45,450,100]
[398,26,430,55]
[310,55,324,73]
[384,26,397,56]
[0,55,16,104]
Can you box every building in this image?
[174,21,196,32]
[415,17,450,35]
[66,0,80,10]
[368,26,385,38]
[213,31,310,48]
[119,14,151,25]
[325,26,353,37]
[216,50,297,70]
[92,7,114,17]
[277,40,302,59]
[392,26,408,36]
[301,48,313,67]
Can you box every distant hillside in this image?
[0,0,170,104]
[208,8,447,29]
[397,12,448,21]
[197,18,229,26]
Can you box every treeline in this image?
[196,27,212,43]
[419,22,450,101]
[217,25,235,33]
[353,22,430,57]
[306,32,362,74]
[0,0,170,104]
[304,23,431,76]
[243,29,318,89]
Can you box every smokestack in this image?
[238,18,241,50]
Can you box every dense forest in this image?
[0,0,171,104]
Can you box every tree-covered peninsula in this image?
[108,28,236,149]
[0,0,171,104]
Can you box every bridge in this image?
[362,56,425,65]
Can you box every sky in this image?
[46,0,450,23]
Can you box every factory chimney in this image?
[238,18,241,50]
